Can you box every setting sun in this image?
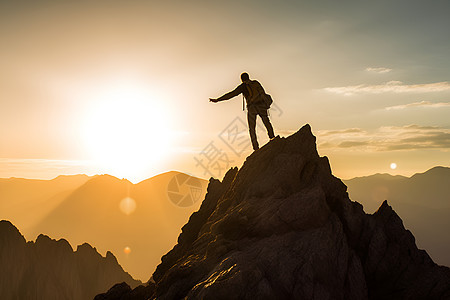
[81,82,174,182]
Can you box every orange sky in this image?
[1,0,449,182]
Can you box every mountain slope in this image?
[98,124,450,299]
[344,166,450,267]
[0,175,90,232]
[0,220,140,300]
[32,171,208,280]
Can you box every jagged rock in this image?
[94,282,133,300]
[101,124,450,299]
[0,220,141,300]
[344,167,450,267]
[94,282,156,300]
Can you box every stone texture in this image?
[0,220,141,300]
[100,124,450,300]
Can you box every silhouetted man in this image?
[210,73,275,151]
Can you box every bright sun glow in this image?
[82,81,174,182]
[390,163,397,170]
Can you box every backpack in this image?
[244,80,273,109]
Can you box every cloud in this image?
[324,81,450,96]
[385,101,450,110]
[318,128,365,137]
[366,67,392,74]
[399,124,442,131]
[318,125,450,152]
[338,141,369,148]
[384,132,450,150]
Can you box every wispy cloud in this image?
[385,101,450,110]
[324,81,450,96]
[366,67,392,74]
[318,125,450,151]
[319,128,365,137]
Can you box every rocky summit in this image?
[0,221,140,300]
[98,124,450,300]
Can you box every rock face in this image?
[0,220,141,300]
[344,167,450,267]
[100,124,450,299]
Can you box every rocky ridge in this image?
[344,167,450,268]
[98,124,450,299]
[0,220,140,300]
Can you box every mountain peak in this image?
[1,221,141,299]
[412,165,450,179]
[99,124,450,299]
[88,174,132,184]
[0,220,25,244]
[35,234,73,252]
[52,174,90,181]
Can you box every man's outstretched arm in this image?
[210,85,243,102]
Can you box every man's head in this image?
[240,72,250,82]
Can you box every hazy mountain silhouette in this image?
[0,220,140,300]
[30,171,208,281]
[0,175,91,232]
[97,125,450,299]
[344,166,450,267]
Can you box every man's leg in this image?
[257,107,275,139]
[247,107,259,150]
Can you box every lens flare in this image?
[119,197,136,215]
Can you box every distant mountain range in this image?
[0,172,208,281]
[344,166,450,267]
[0,174,91,232]
[0,220,140,300]
[2,166,447,284]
